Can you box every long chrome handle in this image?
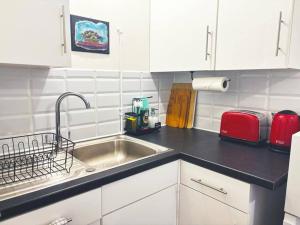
[60,5,67,54]
[205,25,211,61]
[49,217,72,225]
[191,178,227,195]
[276,11,284,56]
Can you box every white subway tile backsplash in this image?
[31,68,66,78]
[97,121,120,136]
[122,72,141,79]
[0,98,30,116]
[192,69,300,132]
[269,96,300,112]
[32,96,66,113]
[33,113,66,131]
[0,68,171,141]
[122,92,140,106]
[0,67,30,78]
[97,79,120,93]
[142,79,158,91]
[194,117,212,131]
[239,76,268,94]
[212,106,235,119]
[197,92,214,105]
[70,124,97,141]
[97,108,120,123]
[270,77,300,95]
[213,93,238,107]
[67,79,95,93]
[159,91,170,103]
[31,79,65,96]
[66,69,96,78]
[0,78,29,96]
[96,70,119,78]
[196,104,212,118]
[159,103,168,114]
[0,116,32,136]
[97,94,120,108]
[67,94,96,110]
[68,110,96,126]
[239,94,267,110]
[159,77,174,91]
[123,79,140,92]
[142,92,158,103]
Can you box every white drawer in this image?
[180,160,250,212]
[102,161,179,215]
[1,188,102,225]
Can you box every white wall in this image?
[0,67,173,140]
[174,69,300,132]
[69,0,150,71]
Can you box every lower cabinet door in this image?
[179,185,249,225]
[102,185,177,225]
[1,188,102,225]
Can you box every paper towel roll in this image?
[192,77,230,92]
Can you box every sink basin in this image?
[0,135,172,201]
[72,135,170,170]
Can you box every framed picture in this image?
[70,15,110,54]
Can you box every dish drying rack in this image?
[0,133,75,185]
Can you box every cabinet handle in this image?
[205,25,212,61]
[276,11,284,56]
[60,5,67,54]
[49,217,72,225]
[191,178,227,195]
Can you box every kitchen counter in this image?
[0,127,290,221]
[133,127,290,190]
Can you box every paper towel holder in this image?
[190,71,231,83]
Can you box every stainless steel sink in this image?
[0,135,172,201]
[72,135,170,170]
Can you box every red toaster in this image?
[220,110,268,145]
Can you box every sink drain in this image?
[85,167,96,173]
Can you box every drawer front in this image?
[1,188,102,225]
[102,161,179,215]
[180,160,250,212]
[179,184,249,225]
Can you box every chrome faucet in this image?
[55,92,90,146]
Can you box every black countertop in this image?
[133,127,290,190]
[0,127,290,221]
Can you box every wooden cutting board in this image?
[166,83,197,128]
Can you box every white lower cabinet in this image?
[102,185,177,225]
[179,184,248,225]
[1,188,102,225]
[1,160,286,225]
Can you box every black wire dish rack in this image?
[0,133,75,185]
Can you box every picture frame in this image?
[70,15,110,54]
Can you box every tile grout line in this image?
[28,68,34,134]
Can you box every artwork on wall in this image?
[70,15,110,54]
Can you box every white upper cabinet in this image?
[0,0,71,67]
[289,0,300,69]
[215,0,294,70]
[150,0,218,72]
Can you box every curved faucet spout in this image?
[55,92,91,146]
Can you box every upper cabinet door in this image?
[0,0,71,67]
[289,0,300,69]
[216,0,294,70]
[150,0,218,72]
